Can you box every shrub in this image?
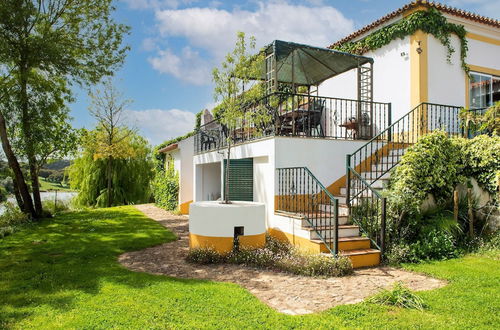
[387,229,459,264]
[388,130,464,218]
[187,235,353,277]
[455,135,500,195]
[42,199,72,214]
[185,247,227,264]
[368,282,426,310]
[151,159,179,211]
[0,202,30,238]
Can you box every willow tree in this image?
[212,32,265,204]
[88,80,132,207]
[0,0,129,217]
[69,129,154,207]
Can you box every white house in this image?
[179,1,499,268]
[158,135,194,215]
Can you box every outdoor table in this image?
[340,120,358,139]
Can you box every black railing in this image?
[195,92,391,154]
[345,102,465,257]
[464,107,491,138]
[346,168,387,255]
[346,102,463,193]
[276,167,339,255]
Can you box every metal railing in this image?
[195,92,391,154]
[276,167,339,255]
[346,168,387,255]
[464,107,491,138]
[346,102,463,192]
[345,102,465,257]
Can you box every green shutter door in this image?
[223,158,253,202]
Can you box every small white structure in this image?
[189,201,266,253]
[158,135,194,214]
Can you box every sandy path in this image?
[119,204,446,315]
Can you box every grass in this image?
[39,178,75,192]
[0,206,499,329]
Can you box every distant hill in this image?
[43,160,70,171]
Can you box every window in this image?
[469,72,500,108]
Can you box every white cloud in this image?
[155,2,354,59]
[148,46,211,84]
[124,108,196,145]
[147,1,354,84]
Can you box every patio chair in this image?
[297,99,325,137]
[200,130,217,151]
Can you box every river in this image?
[1,191,78,214]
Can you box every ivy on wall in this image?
[332,8,469,73]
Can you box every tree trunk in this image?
[12,176,25,212]
[107,156,113,207]
[19,64,43,217]
[0,111,35,217]
[224,142,231,204]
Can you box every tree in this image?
[212,32,265,203]
[0,0,129,218]
[88,79,133,207]
[69,128,154,207]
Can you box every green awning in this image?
[262,40,373,86]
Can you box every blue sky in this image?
[70,0,499,145]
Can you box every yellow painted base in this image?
[189,232,266,254]
[268,228,327,253]
[269,228,379,268]
[339,239,371,251]
[179,200,192,215]
[344,252,380,268]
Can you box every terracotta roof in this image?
[329,0,500,48]
[158,143,178,153]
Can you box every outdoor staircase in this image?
[319,147,406,268]
[276,147,407,268]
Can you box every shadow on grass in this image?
[0,206,209,325]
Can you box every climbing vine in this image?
[332,8,469,73]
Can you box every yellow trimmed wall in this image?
[410,30,428,108]
[179,200,192,215]
[189,232,266,254]
[465,64,500,108]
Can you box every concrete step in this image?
[306,224,359,239]
[340,187,383,196]
[341,248,381,268]
[371,163,396,172]
[360,171,391,181]
[388,148,406,156]
[319,203,349,216]
[311,236,371,251]
[299,215,349,226]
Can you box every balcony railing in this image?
[194,92,391,154]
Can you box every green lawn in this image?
[39,179,75,192]
[0,206,498,329]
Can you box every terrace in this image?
[194,40,392,154]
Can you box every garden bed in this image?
[119,204,446,315]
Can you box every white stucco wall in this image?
[190,201,266,237]
[162,136,194,206]
[427,29,500,108]
[274,137,366,188]
[177,136,194,205]
[319,37,411,123]
[194,138,276,226]
[195,162,221,202]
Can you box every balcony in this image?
[194,92,391,154]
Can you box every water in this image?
[1,191,78,214]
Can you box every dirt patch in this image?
[119,204,446,315]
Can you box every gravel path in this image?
[119,204,446,315]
